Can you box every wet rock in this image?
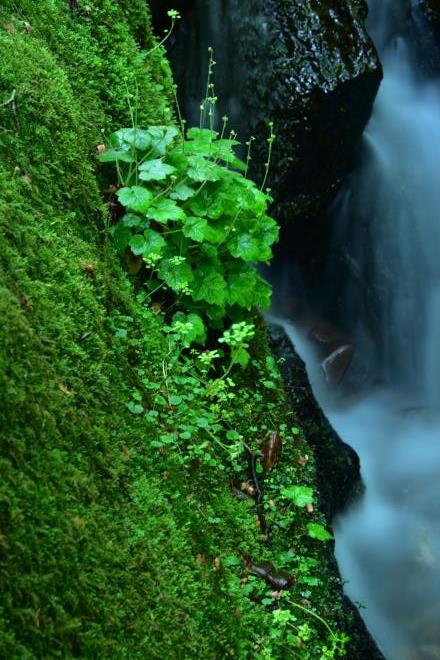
[153,0,382,221]
[309,321,356,386]
[321,343,355,385]
[269,324,361,518]
[268,322,385,660]
[310,320,348,350]
[420,0,440,23]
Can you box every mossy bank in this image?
[1,1,375,657]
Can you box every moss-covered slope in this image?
[0,2,372,657]
[0,3,262,656]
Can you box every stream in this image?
[273,1,440,658]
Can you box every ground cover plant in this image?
[97,26,350,656]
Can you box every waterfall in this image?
[324,0,440,404]
[272,1,440,658]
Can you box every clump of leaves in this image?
[100,123,278,327]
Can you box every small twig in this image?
[244,443,271,540]
[1,89,19,129]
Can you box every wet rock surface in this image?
[151,0,382,221]
[269,323,361,518]
[420,0,440,23]
[269,323,385,659]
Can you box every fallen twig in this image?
[1,89,19,129]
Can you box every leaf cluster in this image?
[100,124,278,326]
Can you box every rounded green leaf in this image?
[307,523,333,542]
[281,486,314,507]
[143,229,166,257]
[228,233,261,261]
[182,216,208,242]
[187,155,222,182]
[98,148,135,163]
[129,234,146,256]
[170,182,196,201]
[117,186,153,214]
[147,198,187,223]
[192,267,227,306]
[121,213,149,230]
[138,159,176,181]
[157,258,193,292]
[111,128,152,151]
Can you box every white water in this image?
[276,1,440,658]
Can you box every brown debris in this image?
[263,430,282,471]
[249,561,295,591]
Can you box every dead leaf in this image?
[57,381,72,395]
[240,481,256,496]
[250,562,295,590]
[97,143,106,154]
[263,430,282,471]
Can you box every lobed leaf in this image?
[143,229,166,257]
[192,267,227,306]
[111,127,152,151]
[170,182,196,201]
[307,523,333,542]
[138,159,176,181]
[281,486,314,507]
[117,186,153,214]
[158,258,193,292]
[98,148,135,163]
[147,198,187,223]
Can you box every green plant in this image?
[146,8,181,57]
[101,122,277,328]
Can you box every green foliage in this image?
[0,4,268,658]
[281,485,314,507]
[307,523,334,542]
[101,124,277,326]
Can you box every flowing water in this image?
[274,1,440,658]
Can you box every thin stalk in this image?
[261,121,275,191]
[284,599,334,638]
[145,12,179,57]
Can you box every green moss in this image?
[0,3,265,657]
[0,2,354,657]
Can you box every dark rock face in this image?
[269,323,385,660]
[151,0,382,221]
[262,0,382,221]
[269,324,361,518]
[420,0,440,23]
